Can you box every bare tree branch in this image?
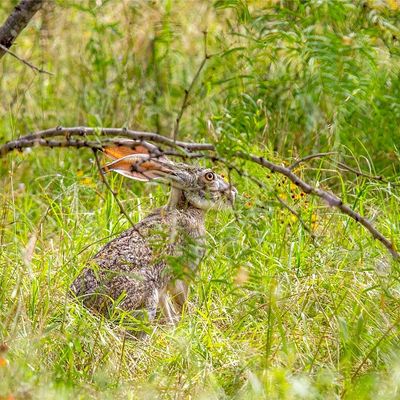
[0,127,398,259]
[173,31,211,141]
[336,161,388,183]
[92,149,136,229]
[289,152,396,185]
[0,43,52,74]
[237,151,399,260]
[0,126,213,154]
[289,152,337,170]
[0,0,44,60]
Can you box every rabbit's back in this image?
[71,207,205,314]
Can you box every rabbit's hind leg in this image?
[117,285,160,340]
[130,287,159,341]
[159,290,180,324]
[116,279,159,322]
[158,279,188,324]
[145,286,160,322]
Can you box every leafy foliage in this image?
[1,0,400,399]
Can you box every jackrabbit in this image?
[70,142,237,324]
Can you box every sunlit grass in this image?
[1,147,399,399]
[1,0,400,398]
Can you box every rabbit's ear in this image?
[103,144,150,160]
[103,140,166,161]
[102,154,173,182]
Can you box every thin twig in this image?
[336,161,387,183]
[0,0,44,60]
[173,31,211,141]
[275,194,316,241]
[289,152,337,170]
[0,43,53,75]
[92,149,135,228]
[150,36,162,134]
[289,152,397,186]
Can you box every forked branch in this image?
[0,0,44,60]
[0,43,52,75]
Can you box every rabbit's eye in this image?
[204,172,215,182]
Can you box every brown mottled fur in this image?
[71,197,205,320]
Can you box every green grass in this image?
[1,1,400,399]
[1,149,400,399]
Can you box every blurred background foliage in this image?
[1,0,399,169]
[1,1,400,399]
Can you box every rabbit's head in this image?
[166,164,237,210]
[102,143,237,211]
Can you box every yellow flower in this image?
[81,177,94,186]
